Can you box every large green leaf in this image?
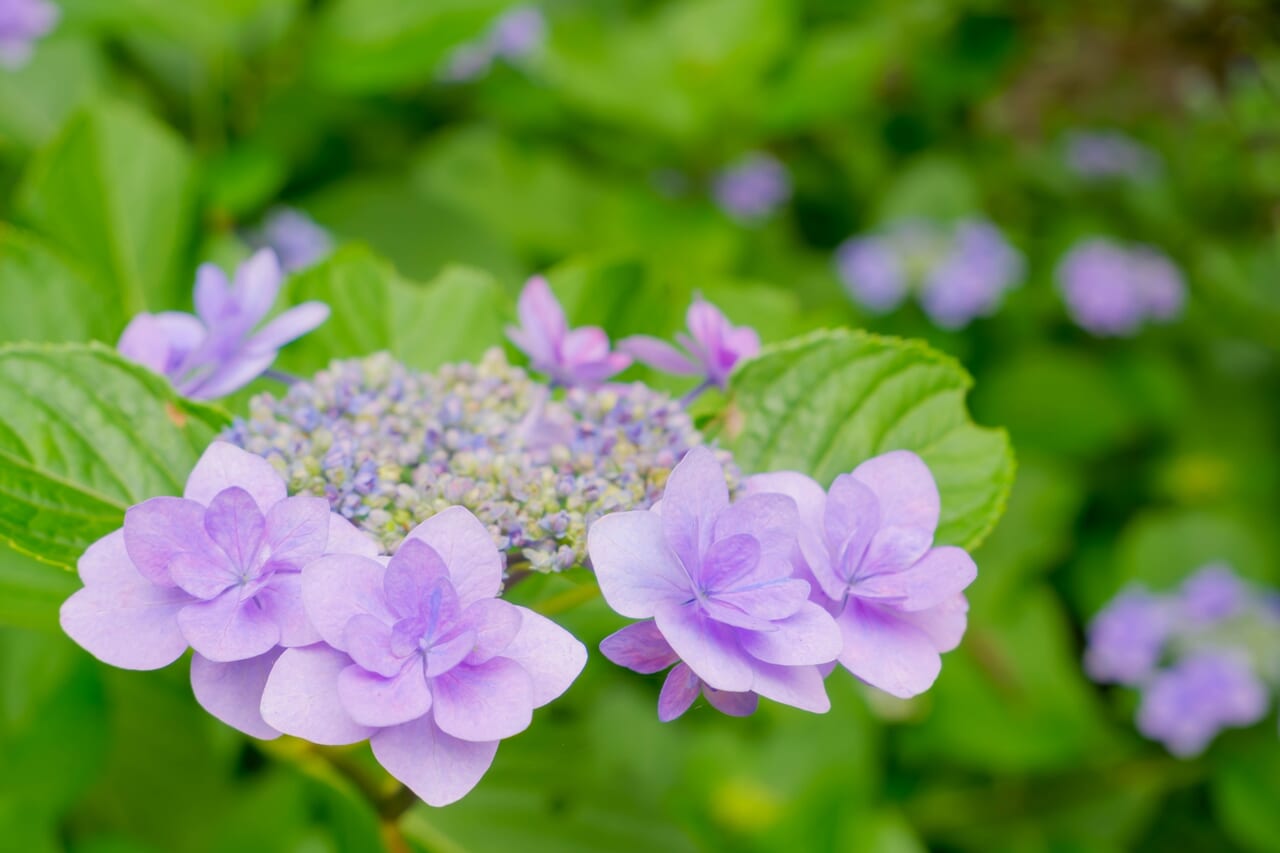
[15,100,196,316]
[725,329,1014,550]
[0,343,229,568]
[0,226,124,345]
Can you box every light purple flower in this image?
[118,249,330,400]
[919,221,1024,329]
[1056,239,1185,337]
[1179,564,1247,624]
[835,236,908,314]
[1064,130,1161,181]
[1135,651,1269,757]
[1084,588,1172,685]
[589,447,842,718]
[712,153,791,223]
[505,276,631,388]
[440,5,545,81]
[0,0,57,69]
[1129,246,1186,321]
[747,451,977,699]
[621,296,760,391]
[258,207,333,272]
[260,506,586,806]
[60,442,377,739]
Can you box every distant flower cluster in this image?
[1056,238,1185,337]
[254,207,333,272]
[442,5,545,82]
[1086,564,1280,756]
[712,152,792,223]
[836,219,1025,329]
[1064,130,1161,182]
[0,0,57,69]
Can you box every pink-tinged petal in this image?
[686,299,728,356]
[699,534,761,593]
[745,471,838,596]
[326,514,381,558]
[463,599,522,665]
[709,577,811,625]
[424,630,476,678]
[658,664,701,722]
[560,326,611,366]
[500,606,587,706]
[338,663,432,728]
[899,593,969,653]
[619,336,700,376]
[403,507,502,608]
[835,599,941,698]
[60,532,191,670]
[371,716,498,807]
[343,613,403,677]
[263,496,330,568]
[177,589,280,662]
[712,493,799,570]
[231,248,283,323]
[853,546,976,612]
[430,658,535,742]
[246,302,330,354]
[123,497,217,588]
[204,487,266,571]
[256,572,320,647]
[750,662,831,713]
[190,650,282,740]
[739,601,842,667]
[169,552,237,600]
[187,350,278,400]
[704,685,759,717]
[514,276,567,364]
[599,620,678,675]
[184,442,287,510]
[723,326,761,361]
[653,600,754,693]
[384,538,453,619]
[302,554,393,650]
[587,510,690,619]
[570,350,631,385]
[661,447,730,571]
[194,263,231,324]
[261,645,375,745]
[851,450,940,545]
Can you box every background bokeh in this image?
[2,1,1280,851]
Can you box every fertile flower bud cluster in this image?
[1086,564,1280,756]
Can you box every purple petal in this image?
[560,326,611,367]
[424,629,477,678]
[184,442,287,510]
[256,572,321,647]
[338,663,432,728]
[301,554,394,651]
[851,450,940,549]
[500,606,587,707]
[190,649,283,740]
[384,538,454,620]
[123,496,217,588]
[60,531,191,670]
[177,588,281,662]
[699,534,762,593]
[599,620,678,675]
[744,471,837,597]
[169,551,237,600]
[835,599,941,698]
[653,600,754,693]
[194,263,231,325]
[463,599,523,665]
[738,601,842,666]
[246,302,330,354]
[658,664,701,722]
[186,350,278,400]
[513,276,566,366]
[344,613,402,677]
[750,662,831,713]
[704,685,759,717]
[587,510,690,619]
[370,715,498,807]
[230,249,284,324]
[619,336,700,376]
[263,496,331,569]
[898,593,969,653]
[661,447,730,571]
[430,658,535,742]
[203,487,266,572]
[566,350,631,386]
[824,474,881,588]
[326,514,382,558]
[403,507,502,608]
[261,645,376,745]
[118,313,204,376]
[708,577,811,625]
[853,546,977,612]
[712,492,800,571]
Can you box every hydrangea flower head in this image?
[261,506,586,805]
[712,153,791,223]
[1084,588,1171,685]
[0,0,57,69]
[257,207,333,272]
[1056,239,1185,337]
[60,442,375,738]
[506,276,630,388]
[622,295,761,391]
[1135,651,1269,757]
[748,451,977,698]
[590,447,842,718]
[118,249,330,400]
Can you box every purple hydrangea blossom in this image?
[441,5,545,82]
[621,295,761,391]
[59,442,377,739]
[257,207,333,272]
[1084,589,1172,685]
[1179,564,1247,624]
[590,447,842,718]
[1135,651,1269,757]
[117,249,330,400]
[0,0,57,69]
[1056,239,1185,337]
[1064,130,1161,181]
[747,451,977,699]
[506,276,631,388]
[260,506,586,805]
[835,236,908,314]
[919,221,1026,329]
[712,153,792,223]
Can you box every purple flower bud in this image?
[712,153,791,223]
[505,276,631,388]
[0,0,57,69]
[1084,588,1172,685]
[1135,651,1269,757]
[621,295,760,391]
[257,207,333,273]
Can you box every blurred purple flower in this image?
[258,207,333,272]
[118,250,329,400]
[506,276,631,388]
[1084,588,1172,685]
[1064,130,1161,181]
[0,0,57,69]
[748,451,976,698]
[261,506,585,805]
[1135,651,1269,757]
[1179,564,1247,624]
[919,220,1025,329]
[621,295,760,391]
[441,5,545,81]
[712,153,791,223]
[60,442,377,739]
[1056,239,1185,337]
[590,447,841,717]
[835,236,909,314]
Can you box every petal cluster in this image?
[1055,238,1185,337]
[622,295,760,391]
[506,276,631,388]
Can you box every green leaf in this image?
[15,100,197,316]
[0,546,78,631]
[0,343,229,568]
[279,246,511,374]
[725,329,1014,550]
[1214,737,1280,853]
[0,38,106,151]
[0,226,125,345]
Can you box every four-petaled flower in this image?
[748,451,977,698]
[505,276,631,388]
[622,296,760,391]
[590,447,842,718]
[261,506,586,806]
[118,249,329,400]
